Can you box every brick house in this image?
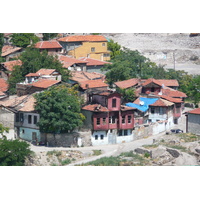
[81,91,136,146]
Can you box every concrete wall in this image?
[19,127,41,142]
[188,114,200,135]
[0,106,15,129]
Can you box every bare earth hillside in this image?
[104,33,200,75]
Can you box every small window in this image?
[122,116,125,124]
[91,47,95,52]
[96,118,100,125]
[22,129,25,134]
[20,113,24,122]
[28,115,32,124]
[151,87,155,92]
[100,135,104,140]
[112,99,116,108]
[34,116,38,124]
[95,135,98,140]
[118,130,123,136]
[103,118,106,124]
[102,43,105,46]
[151,107,155,114]
[16,113,19,122]
[109,116,111,124]
[128,115,131,123]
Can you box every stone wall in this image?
[0,107,15,129]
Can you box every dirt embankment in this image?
[104,33,200,75]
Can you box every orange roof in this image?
[25,73,40,77]
[80,79,108,90]
[79,57,111,66]
[142,78,162,87]
[35,40,62,49]
[188,108,200,115]
[0,78,8,92]
[0,91,6,96]
[150,98,174,107]
[36,69,56,76]
[1,45,22,57]
[161,86,187,98]
[19,95,36,112]
[114,78,139,89]
[157,79,179,87]
[0,95,28,107]
[70,71,105,83]
[2,60,22,71]
[158,95,183,103]
[82,104,108,112]
[58,35,107,42]
[31,79,60,88]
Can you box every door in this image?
[108,130,116,144]
[32,132,37,143]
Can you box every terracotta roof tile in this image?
[31,79,60,88]
[161,86,187,98]
[1,45,22,57]
[0,78,8,92]
[36,69,56,76]
[18,95,36,112]
[25,73,40,77]
[0,95,28,107]
[157,79,179,87]
[114,78,139,89]
[188,108,200,115]
[79,57,111,66]
[35,40,62,49]
[82,104,108,112]
[80,79,108,90]
[150,98,174,107]
[121,105,136,111]
[142,78,163,87]
[158,95,183,103]
[58,35,108,42]
[1,60,22,71]
[58,55,88,64]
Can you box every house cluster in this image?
[0,33,199,147]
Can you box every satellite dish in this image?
[140,101,144,105]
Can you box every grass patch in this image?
[92,150,102,156]
[177,133,200,142]
[46,150,62,157]
[61,159,71,166]
[166,144,187,152]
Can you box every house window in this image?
[34,116,38,124]
[28,115,32,124]
[128,115,131,123]
[104,53,109,57]
[96,118,100,125]
[100,135,104,140]
[22,129,25,134]
[124,130,128,136]
[151,87,155,92]
[122,116,126,124]
[20,113,24,122]
[95,135,98,140]
[112,99,116,108]
[109,116,116,124]
[151,107,155,114]
[118,130,123,136]
[118,130,129,136]
[102,43,105,46]
[16,113,19,122]
[103,118,106,125]
[91,47,95,52]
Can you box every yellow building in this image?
[58,35,110,61]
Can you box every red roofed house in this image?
[78,57,111,73]
[0,78,8,99]
[81,91,136,145]
[0,59,22,80]
[34,40,63,55]
[58,35,110,61]
[1,45,23,61]
[186,108,200,135]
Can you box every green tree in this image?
[10,33,40,48]
[117,87,136,103]
[107,39,122,59]
[34,85,85,134]
[0,139,32,166]
[8,47,71,94]
[0,123,9,139]
[43,33,58,41]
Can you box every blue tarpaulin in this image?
[126,97,158,112]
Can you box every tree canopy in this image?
[34,85,85,134]
[0,33,4,62]
[10,33,40,48]
[8,47,71,94]
[107,39,122,59]
[0,139,32,166]
[43,33,58,41]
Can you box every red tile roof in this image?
[80,79,108,90]
[0,95,28,107]
[2,60,22,71]
[82,104,108,112]
[114,78,139,89]
[188,108,200,115]
[157,79,179,87]
[79,57,111,66]
[142,78,163,87]
[35,40,62,49]
[31,79,60,89]
[36,69,56,76]
[161,86,187,98]
[70,71,105,83]
[18,95,36,112]
[0,78,8,92]
[58,35,108,42]
[1,45,22,57]
[150,98,174,107]
[158,95,183,103]
[25,73,40,77]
